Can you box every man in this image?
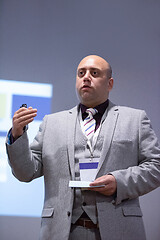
[6,55,160,240]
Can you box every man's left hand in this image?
[89,174,117,196]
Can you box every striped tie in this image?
[83,108,98,139]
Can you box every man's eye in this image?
[78,71,85,77]
[92,71,98,76]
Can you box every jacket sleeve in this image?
[6,116,48,182]
[110,110,160,205]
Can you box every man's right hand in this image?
[11,106,37,139]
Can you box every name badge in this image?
[79,158,99,182]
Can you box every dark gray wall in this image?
[0,0,160,239]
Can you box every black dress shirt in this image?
[79,99,109,131]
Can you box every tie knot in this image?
[84,108,97,139]
[86,108,98,116]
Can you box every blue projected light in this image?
[0,79,53,217]
[0,131,7,137]
[12,95,52,120]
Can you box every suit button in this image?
[82,202,86,206]
[67,211,71,217]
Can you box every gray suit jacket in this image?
[6,101,160,240]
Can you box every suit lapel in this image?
[67,106,78,180]
[96,103,119,174]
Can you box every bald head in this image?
[77,55,112,79]
[76,55,114,107]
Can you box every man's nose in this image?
[83,70,91,81]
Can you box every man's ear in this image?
[108,78,114,91]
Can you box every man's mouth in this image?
[82,85,91,89]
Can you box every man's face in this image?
[76,55,113,107]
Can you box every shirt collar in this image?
[79,99,109,119]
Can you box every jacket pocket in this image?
[122,206,143,217]
[42,207,54,218]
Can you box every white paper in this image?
[69,180,105,188]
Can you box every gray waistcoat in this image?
[72,117,105,224]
